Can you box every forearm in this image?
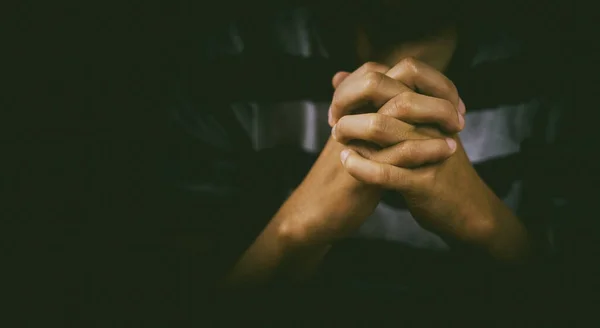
[223,136,383,287]
[485,189,532,262]
[223,199,331,287]
[467,181,532,263]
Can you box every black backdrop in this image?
[4,0,596,325]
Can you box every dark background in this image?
[4,0,597,325]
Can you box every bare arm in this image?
[223,138,382,286]
[223,201,331,286]
[479,181,532,262]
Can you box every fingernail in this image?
[331,124,337,140]
[446,138,457,152]
[340,149,350,164]
[458,112,465,129]
[458,98,466,115]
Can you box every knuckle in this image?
[390,92,412,116]
[367,114,386,138]
[330,98,341,112]
[361,61,384,72]
[399,57,419,74]
[437,77,459,103]
[363,71,385,92]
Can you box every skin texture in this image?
[225,26,530,287]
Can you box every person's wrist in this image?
[455,179,500,247]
